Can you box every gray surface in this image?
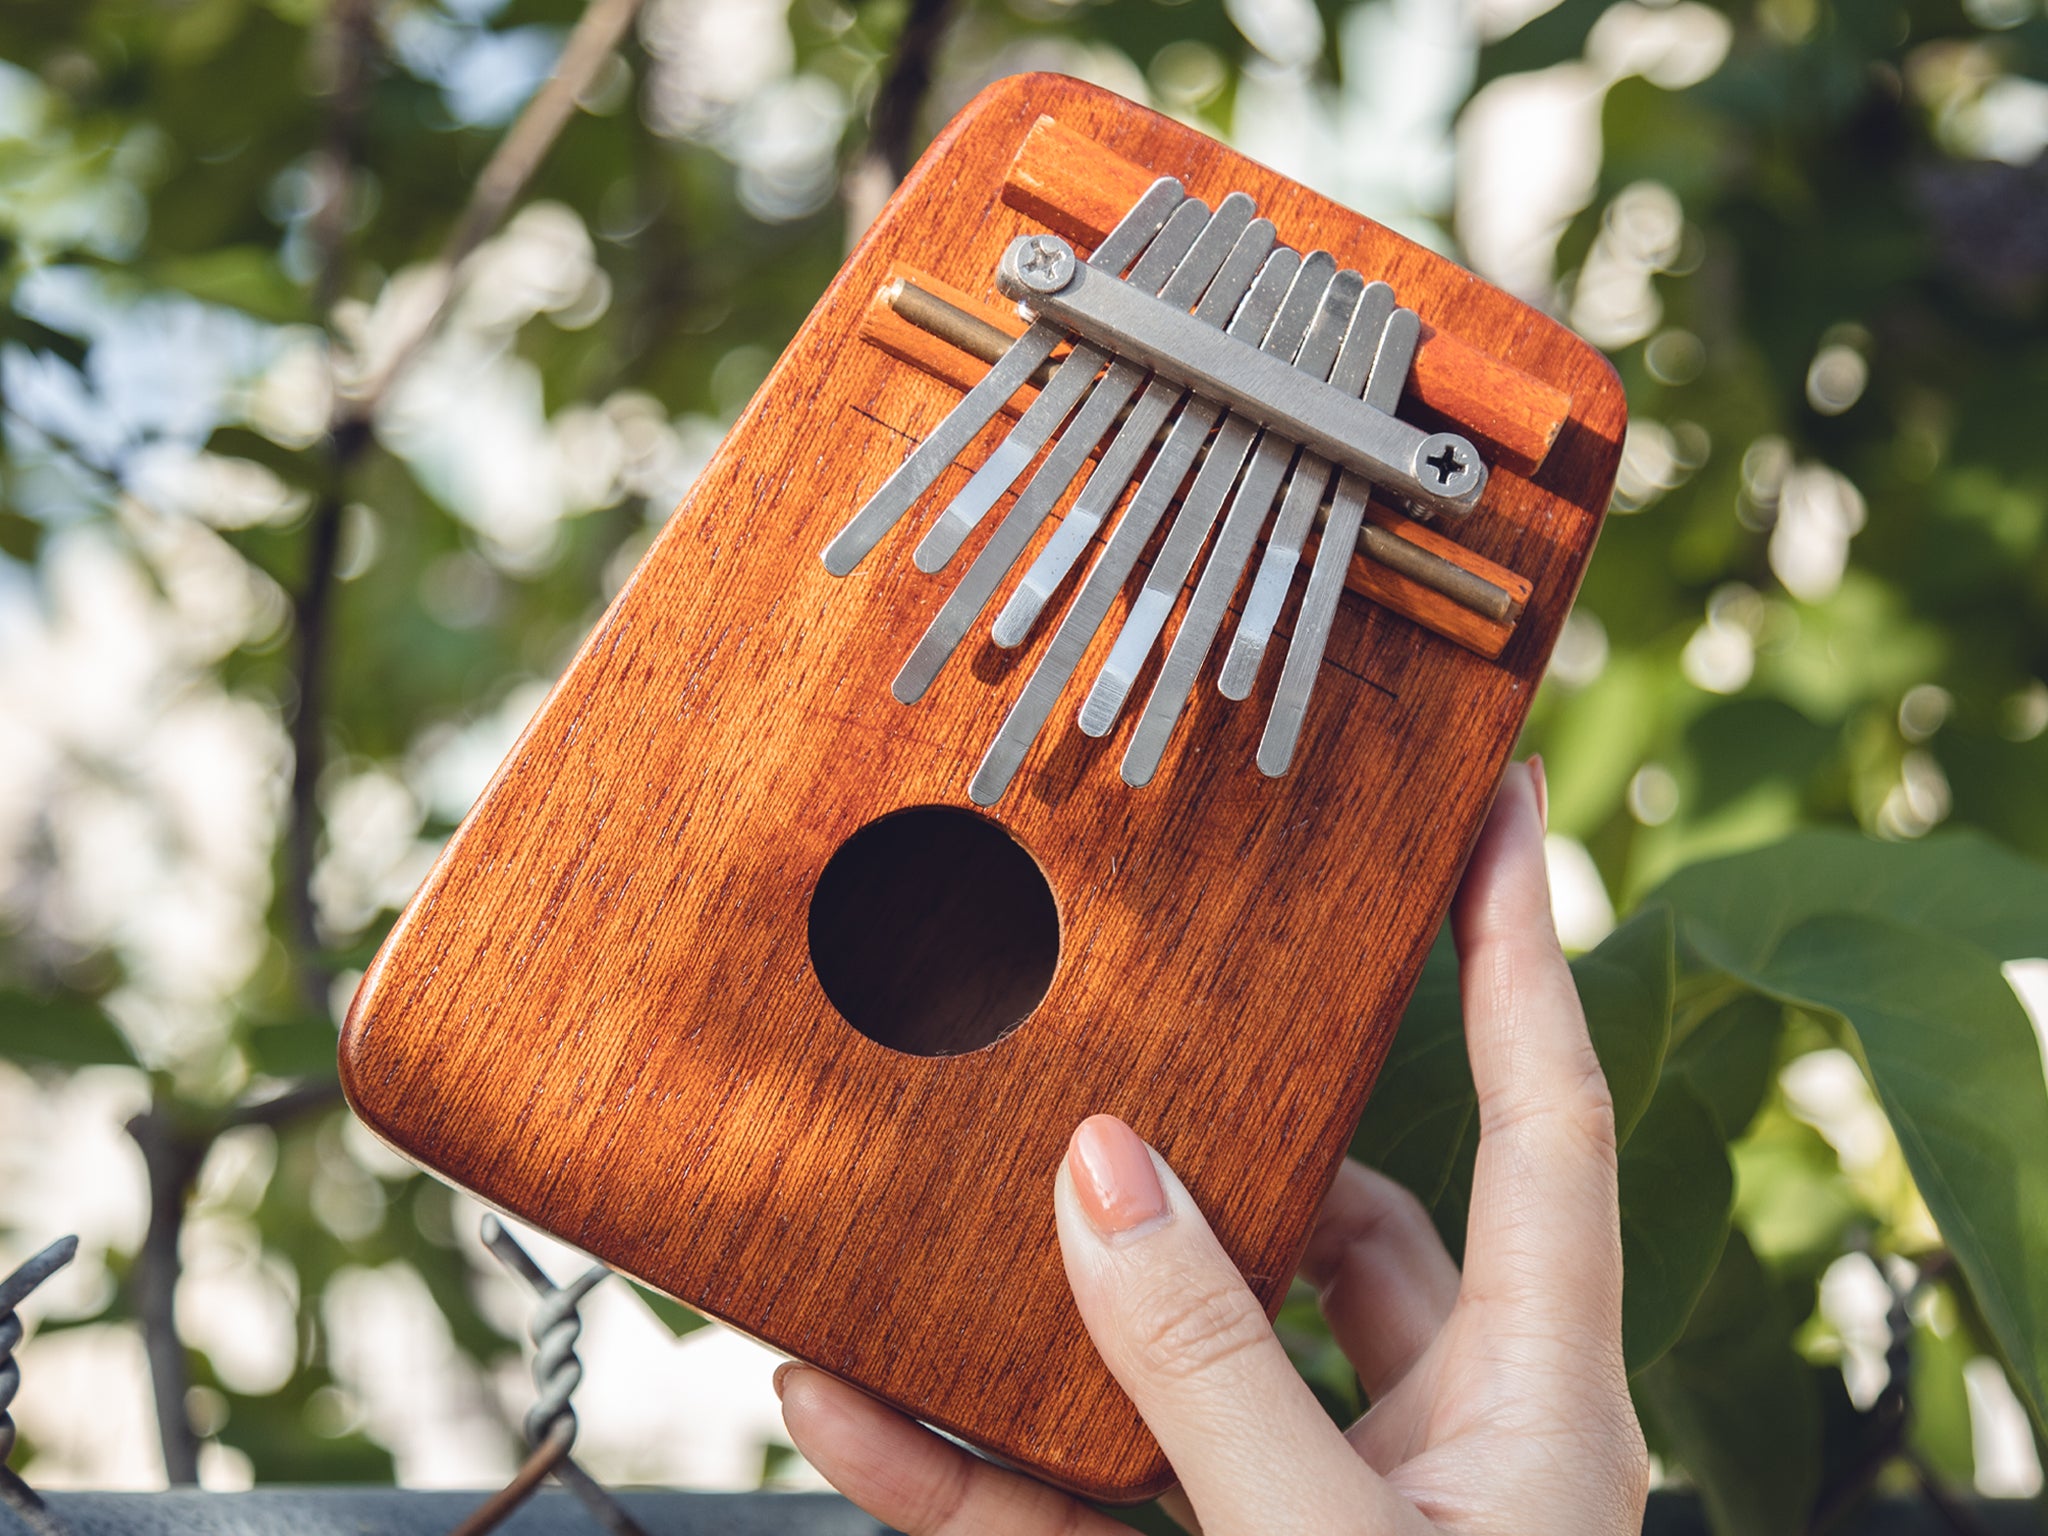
[22,1490,889,1535]
[19,1489,2048,1534]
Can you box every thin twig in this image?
[1907,1449,1996,1536]
[122,1102,205,1484]
[286,0,380,1010]
[221,1078,347,1131]
[866,0,955,183]
[344,0,650,419]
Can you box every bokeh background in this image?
[1,0,2045,1506]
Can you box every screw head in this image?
[1414,432,1483,501]
[1012,234,1077,294]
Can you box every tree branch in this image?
[124,1100,206,1485]
[341,0,650,420]
[286,0,381,1008]
[866,0,955,183]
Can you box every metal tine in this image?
[819,176,1186,576]
[1120,269,1364,787]
[965,247,1312,806]
[892,210,1272,704]
[1080,267,1364,741]
[995,250,1339,652]
[917,194,1259,573]
[1219,280,1396,699]
[992,233,1288,652]
[1258,306,1423,777]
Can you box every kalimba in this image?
[341,74,1623,1501]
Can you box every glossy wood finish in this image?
[341,74,1624,1502]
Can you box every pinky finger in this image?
[776,1364,1128,1536]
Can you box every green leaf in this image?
[1476,0,1610,86]
[630,1280,711,1338]
[0,989,139,1068]
[1619,1078,1733,1371]
[1351,934,1474,1257]
[1578,904,1675,1144]
[1653,828,2048,974]
[1667,991,1783,1141]
[147,245,311,325]
[1720,911,2048,1437]
[1637,1231,1821,1536]
[245,1015,341,1077]
[1909,1293,1977,1486]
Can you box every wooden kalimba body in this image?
[340,74,1623,1501]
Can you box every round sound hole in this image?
[807,807,1060,1057]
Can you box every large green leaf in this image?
[1619,1079,1733,1371]
[1664,992,1783,1141]
[1714,911,2048,1436]
[1654,828,2048,973]
[1351,935,1474,1257]
[1579,904,1676,1144]
[0,989,139,1069]
[1637,1232,1821,1536]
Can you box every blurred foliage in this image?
[0,0,2043,1527]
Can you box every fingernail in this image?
[1527,755,1548,833]
[772,1362,795,1400]
[1068,1115,1171,1237]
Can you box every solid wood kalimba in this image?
[340,74,1623,1501]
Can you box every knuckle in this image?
[1476,1042,1620,1169]
[1123,1267,1272,1383]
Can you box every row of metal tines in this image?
[822,177,1427,805]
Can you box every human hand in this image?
[777,760,1648,1535]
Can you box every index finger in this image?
[1451,760,1626,1351]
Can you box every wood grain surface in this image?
[340,73,1624,1502]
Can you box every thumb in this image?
[1055,1116,1424,1536]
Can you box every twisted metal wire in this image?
[447,1218,650,1536]
[1,1237,78,1536]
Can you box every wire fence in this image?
[6,1227,2044,1536]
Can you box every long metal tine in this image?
[1081,267,1363,741]
[819,176,1185,575]
[986,222,1270,650]
[1120,271,1365,787]
[915,193,1258,572]
[1219,281,1396,699]
[965,248,1318,805]
[1258,305,1422,777]
[892,208,1271,704]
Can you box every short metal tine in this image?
[1083,264,1356,741]
[1220,280,1395,699]
[990,209,1267,647]
[1258,305,1422,777]
[893,205,1271,703]
[1121,265,1360,787]
[966,247,1305,804]
[818,176,1184,575]
[957,214,1271,601]
[913,195,1246,572]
